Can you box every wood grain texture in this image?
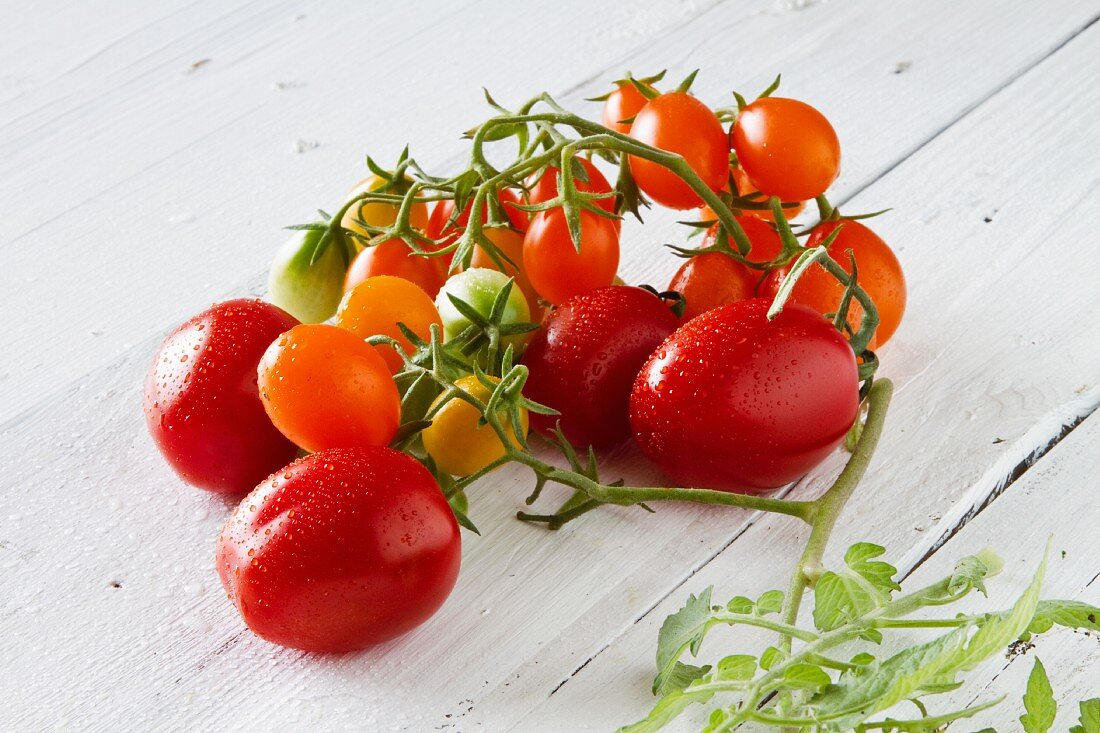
[3,0,1098,421]
[2,1,1100,731]
[495,16,1100,733]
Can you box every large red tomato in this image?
[144,299,299,494]
[217,447,461,652]
[521,286,679,448]
[629,299,859,493]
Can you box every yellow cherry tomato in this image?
[422,375,528,476]
[341,174,429,241]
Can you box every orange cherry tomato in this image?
[770,219,905,346]
[669,217,784,320]
[335,275,442,373]
[523,209,620,305]
[731,97,840,202]
[341,175,429,239]
[469,227,544,319]
[344,236,447,298]
[628,92,728,210]
[526,158,615,215]
[601,81,653,134]
[257,324,401,452]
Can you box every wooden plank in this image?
[2,3,1099,732]
[0,0,742,421]
[512,414,1100,732]
[495,18,1100,733]
[3,0,1097,422]
[878,415,1100,731]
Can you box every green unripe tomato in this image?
[435,268,530,341]
[266,228,347,323]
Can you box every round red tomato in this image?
[628,92,728,210]
[217,447,461,652]
[144,299,299,494]
[344,236,447,298]
[770,219,906,346]
[630,299,859,493]
[523,208,620,305]
[668,217,783,320]
[521,286,679,448]
[731,97,840,202]
[601,81,653,134]
[526,158,615,214]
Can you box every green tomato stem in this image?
[778,379,893,653]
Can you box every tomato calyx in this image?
[637,284,687,319]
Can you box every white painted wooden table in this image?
[3,1,1100,730]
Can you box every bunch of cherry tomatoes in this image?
[143,71,906,653]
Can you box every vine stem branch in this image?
[779,379,894,653]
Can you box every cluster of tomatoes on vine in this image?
[143,71,906,654]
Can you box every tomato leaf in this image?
[1020,658,1056,733]
[756,590,784,616]
[949,548,1003,596]
[617,683,715,733]
[810,551,1046,726]
[655,661,711,697]
[783,663,831,690]
[715,654,755,681]
[653,587,715,695]
[1028,599,1100,635]
[1071,699,1100,733]
[844,542,902,595]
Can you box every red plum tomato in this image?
[770,219,906,347]
[521,286,679,448]
[523,209,620,305]
[217,447,461,652]
[629,299,859,493]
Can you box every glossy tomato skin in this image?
[257,324,400,452]
[217,447,461,652]
[771,219,906,347]
[335,275,442,373]
[421,375,529,476]
[669,217,783,320]
[344,237,447,299]
[731,97,840,202]
[144,299,299,494]
[522,286,679,448]
[601,81,652,134]
[630,299,859,493]
[523,209,620,305]
[628,92,728,210]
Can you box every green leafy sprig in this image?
[621,543,1100,733]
